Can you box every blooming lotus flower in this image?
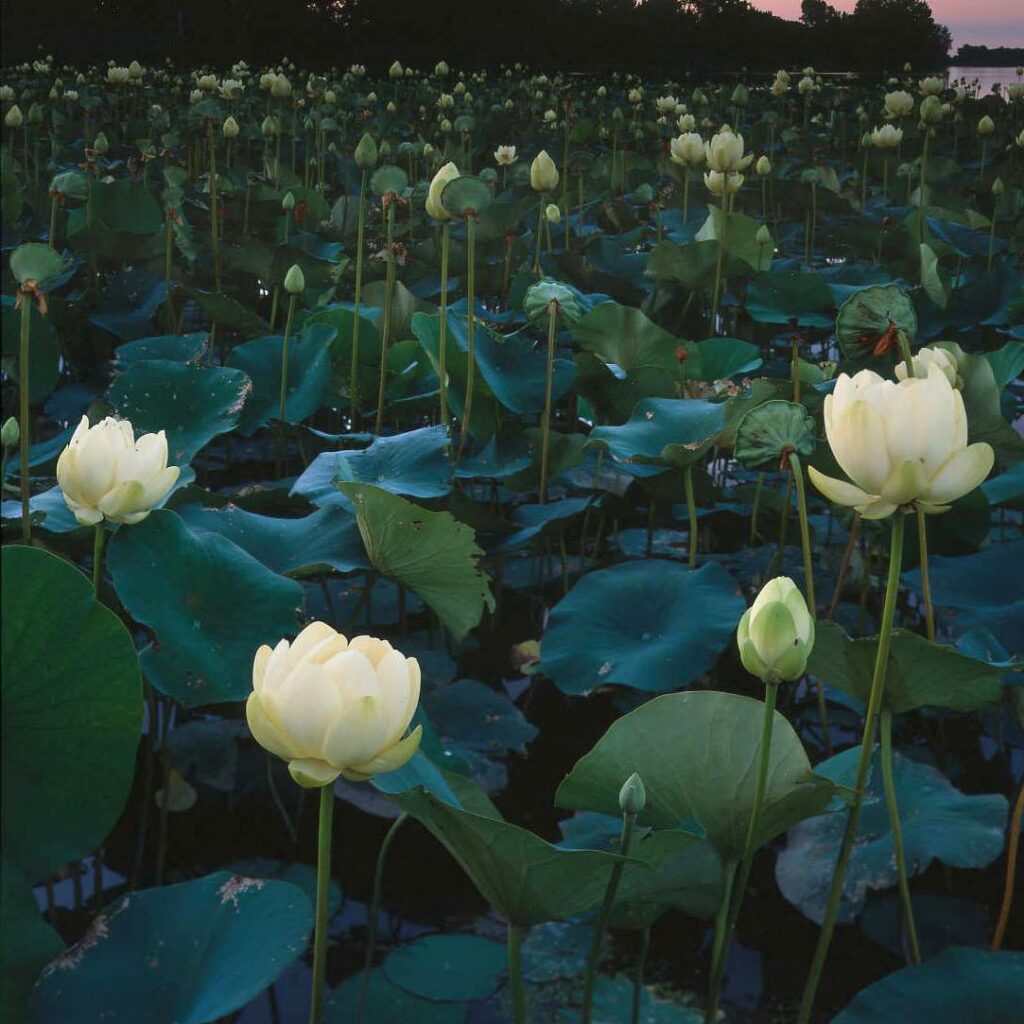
[246,623,422,788]
[871,124,903,149]
[705,130,752,172]
[798,76,814,95]
[704,169,743,196]
[737,577,814,684]
[808,366,994,519]
[884,90,914,119]
[677,112,696,132]
[493,144,517,166]
[271,74,292,98]
[670,132,705,166]
[425,160,460,220]
[894,346,959,387]
[771,78,788,97]
[656,94,678,115]
[56,416,180,526]
[919,76,943,96]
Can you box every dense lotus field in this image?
[2,53,1024,1024]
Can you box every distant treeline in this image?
[1,0,957,73]
[951,45,1024,68]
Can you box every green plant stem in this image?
[92,524,106,595]
[155,699,171,887]
[703,860,738,1024]
[438,223,450,429]
[539,300,558,504]
[791,334,801,403]
[916,506,935,642]
[374,199,397,435]
[49,195,59,250]
[707,682,779,1020]
[750,472,764,545]
[582,810,637,1024]
[710,191,727,333]
[788,454,816,615]
[18,291,31,543]
[532,195,545,276]
[631,926,651,1024]
[350,168,368,423]
[685,465,698,568]
[356,812,408,1023]
[880,709,922,964]
[507,924,528,1024]
[797,512,906,1024]
[278,293,298,423]
[987,210,998,272]
[164,209,176,333]
[308,784,335,1024]
[457,214,477,459]
[208,121,221,293]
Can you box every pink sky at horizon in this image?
[748,1,1024,49]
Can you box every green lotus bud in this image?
[222,115,239,139]
[530,149,559,192]
[919,95,945,125]
[545,202,561,224]
[354,132,378,169]
[379,140,391,158]
[4,104,22,128]
[261,115,277,137]
[992,177,1004,196]
[736,576,814,684]
[618,773,646,816]
[281,190,296,211]
[977,114,995,136]
[1,416,19,448]
[93,131,109,154]
[389,61,404,80]
[283,264,305,294]
[755,155,772,176]
[755,224,772,245]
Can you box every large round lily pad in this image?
[538,560,745,694]
[1,546,143,881]
[383,934,505,1002]
[830,947,1024,1024]
[107,510,301,706]
[556,690,837,860]
[776,747,1007,924]
[29,871,313,1024]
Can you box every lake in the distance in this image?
[946,65,1022,97]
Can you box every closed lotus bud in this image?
[261,115,277,137]
[1017,129,1024,148]
[597,85,607,97]
[425,161,460,220]
[618,773,646,816]
[992,176,1005,196]
[756,224,772,245]
[737,577,814,684]
[809,366,994,518]
[756,155,771,175]
[798,75,814,95]
[919,95,945,125]
[1,416,19,448]
[861,131,873,148]
[260,71,277,91]
[389,60,404,79]
[386,101,396,113]
[543,108,557,123]
[325,89,337,105]
[379,140,391,158]
[1008,82,1024,102]
[284,264,305,294]
[5,104,23,128]
[93,131,109,154]
[281,191,296,212]
[670,132,705,166]
[422,142,434,158]
[771,78,787,97]
[895,345,959,387]
[0,85,13,101]
[530,149,559,192]
[354,132,378,169]
[245,623,423,788]
[884,90,914,119]
[545,202,561,224]
[494,144,516,166]
[435,60,449,77]
[731,84,749,107]
[56,416,180,526]
[271,74,292,98]
[977,115,995,136]
[439,118,452,134]
[222,115,239,139]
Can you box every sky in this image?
[748,1,1024,49]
